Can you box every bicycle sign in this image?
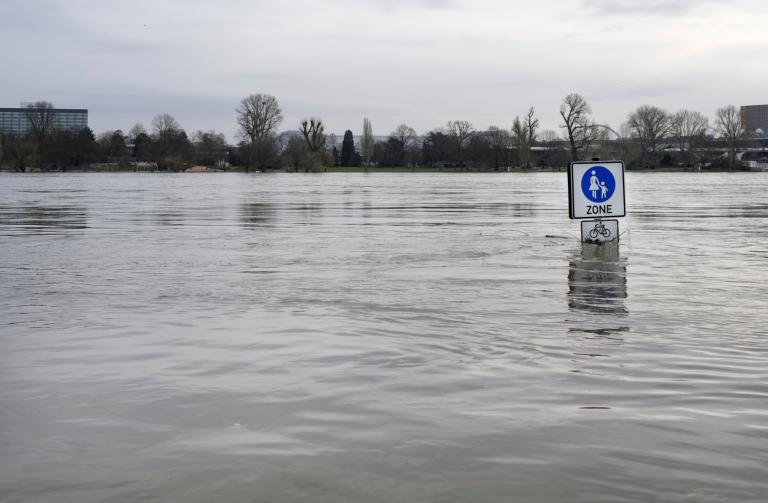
[581,219,619,243]
[568,161,625,219]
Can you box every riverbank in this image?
[0,165,754,174]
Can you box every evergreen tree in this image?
[341,130,355,166]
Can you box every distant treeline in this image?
[1,95,764,172]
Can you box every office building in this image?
[740,104,768,137]
[0,107,88,136]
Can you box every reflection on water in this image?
[568,242,627,315]
[0,204,88,234]
[153,209,185,226]
[240,201,275,227]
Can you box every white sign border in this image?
[568,161,626,220]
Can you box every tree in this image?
[464,134,493,169]
[97,130,128,160]
[446,120,474,167]
[559,93,597,162]
[128,123,147,143]
[24,101,57,165]
[279,136,308,170]
[297,118,328,171]
[2,135,36,172]
[377,137,402,167]
[45,128,96,169]
[422,130,452,167]
[715,105,743,170]
[626,105,671,168]
[239,137,278,170]
[152,113,181,138]
[133,131,153,160]
[362,117,374,166]
[236,94,283,143]
[392,124,417,149]
[341,130,355,166]
[24,101,56,143]
[192,130,228,166]
[512,107,539,168]
[299,118,326,152]
[151,114,190,169]
[670,110,709,168]
[386,124,418,166]
[487,126,511,169]
[72,127,97,167]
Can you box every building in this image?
[740,104,768,137]
[0,107,88,136]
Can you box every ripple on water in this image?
[1,172,767,502]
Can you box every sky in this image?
[2,0,766,142]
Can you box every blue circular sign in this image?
[581,166,616,203]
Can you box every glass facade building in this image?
[740,105,768,137]
[0,107,88,136]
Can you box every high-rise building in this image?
[740,104,768,137]
[0,107,88,136]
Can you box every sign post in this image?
[568,161,625,242]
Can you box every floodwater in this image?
[1,172,767,503]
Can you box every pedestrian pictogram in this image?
[582,166,615,203]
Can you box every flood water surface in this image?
[1,172,767,502]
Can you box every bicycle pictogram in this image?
[588,221,612,240]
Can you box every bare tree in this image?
[299,118,326,152]
[192,130,228,166]
[152,113,182,138]
[128,123,147,142]
[626,105,671,167]
[392,124,417,150]
[715,105,743,170]
[512,107,539,168]
[541,129,559,144]
[487,126,511,168]
[446,120,474,166]
[236,94,283,143]
[24,101,57,144]
[325,133,338,152]
[670,110,709,168]
[150,114,191,169]
[559,93,597,162]
[387,124,418,166]
[362,118,374,166]
[3,136,36,172]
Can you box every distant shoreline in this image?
[1,166,754,174]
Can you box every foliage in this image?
[340,130,355,167]
[362,118,374,166]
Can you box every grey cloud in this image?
[333,0,457,12]
[231,72,299,83]
[0,0,62,29]
[582,0,721,15]
[587,81,691,103]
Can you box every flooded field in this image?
[1,172,767,502]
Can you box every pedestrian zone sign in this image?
[568,161,625,219]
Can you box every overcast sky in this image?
[2,0,765,141]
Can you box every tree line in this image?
[1,102,232,172]
[0,95,758,172]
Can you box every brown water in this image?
[1,172,767,502]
